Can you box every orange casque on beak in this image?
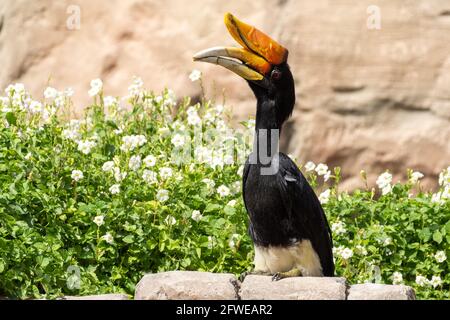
[193,13,288,84]
[224,13,288,69]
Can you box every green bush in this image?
[0,78,448,299]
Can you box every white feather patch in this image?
[254,240,323,277]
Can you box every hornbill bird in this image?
[194,13,334,280]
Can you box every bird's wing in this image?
[276,153,335,276]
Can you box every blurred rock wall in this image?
[0,0,449,190]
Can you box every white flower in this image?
[88,78,103,97]
[93,215,105,227]
[158,127,171,138]
[109,184,120,195]
[392,272,403,285]
[71,170,84,182]
[376,172,392,190]
[208,236,214,249]
[54,94,66,108]
[77,140,97,155]
[435,251,447,263]
[415,275,428,287]
[64,87,74,97]
[315,163,329,176]
[143,155,156,167]
[114,167,127,182]
[121,135,147,152]
[103,96,117,108]
[102,161,115,172]
[331,221,346,235]
[431,192,444,204]
[5,83,25,97]
[164,215,176,226]
[223,154,234,165]
[324,170,332,182]
[382,184,392,195]
[62,128,81,142]
[215,104,224,115]
[191,210,203,222]
[319,189,331,204]
[128,77,144,97]
[29,101,43,114]
[227,200,237,207]
[128,155,142,172]
[231,181,242,195]
[142,170,158,184]
[340,248,353,260]
[159,167,173,180]
[410,171,424,184]
[101,233,114,244]
[195,146,213,164]
[44,87,58,99]
[211,155,225,170]
[355,245,368,256]
[430,276,442,288]
[156,189,169,203]
[217,185,231,197]
[24,152,32,160]
[228,234,240,249]
[189,69,202,82]
[383,237,392,246]
[439,167,450,187]
[202,179,215,189]
[237,166,244,177]
[1,106,12,113]
[304,161,316,172]
[188,114,202,126]
[203,110,216,123]
[186,106,198,117]
[171,134,185,148]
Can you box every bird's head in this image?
[194,13,295,127]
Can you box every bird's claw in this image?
[272,273,282,282]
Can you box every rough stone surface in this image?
[240,276,347,300]
[134,271,239,300]
[347,283,416,300]
[61,294,130,300]
[0,0,449,189]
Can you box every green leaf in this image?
[123,235,134,244]
[0,260,4,273]
[6,112,16,126]
[196,248,201,259]
[224,206,236,216]
[433,231,443,244]
[41,257,50,268]
[419,228,431,242]
[445,220,450,233]
[204,203,222,213]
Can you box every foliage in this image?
[0,79,448,299]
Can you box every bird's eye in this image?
[271,69,282,81]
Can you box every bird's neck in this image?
[252,98,283,165]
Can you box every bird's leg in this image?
[239,270,272,282]
[272,268,303,281]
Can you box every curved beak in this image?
[193,13,288,88]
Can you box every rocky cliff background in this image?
[0,0,449,190]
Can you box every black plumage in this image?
[242,64,335,277]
